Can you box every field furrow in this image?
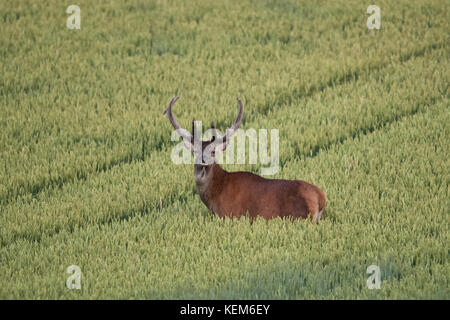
[0,47,447,247]
[0,97,447,299]
[0,0,448,204]
[1,0,448,300]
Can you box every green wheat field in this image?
[0,0,449,299]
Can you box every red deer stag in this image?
[164,96,326,221]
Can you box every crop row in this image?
[0,97,447,298]
[0,47,447,247]
[1,0,448,203]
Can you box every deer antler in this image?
[216,98,244,145]
[210,121,217,141]
[163,96,193,143]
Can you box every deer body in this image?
[195,163,325,220]
[164,96,326,221]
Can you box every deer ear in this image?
[217,143,228,151]
[215,139,229,152]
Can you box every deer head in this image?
[163,96,244,181]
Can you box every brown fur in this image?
[195,163,326,221]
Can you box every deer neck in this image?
[194,163,226,212]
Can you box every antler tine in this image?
[217,98,244,145]
[210,121,217,141]
[163,96,179,116]
[192,118,196,143]
[231,98,244,131]
[163,96,192,141]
